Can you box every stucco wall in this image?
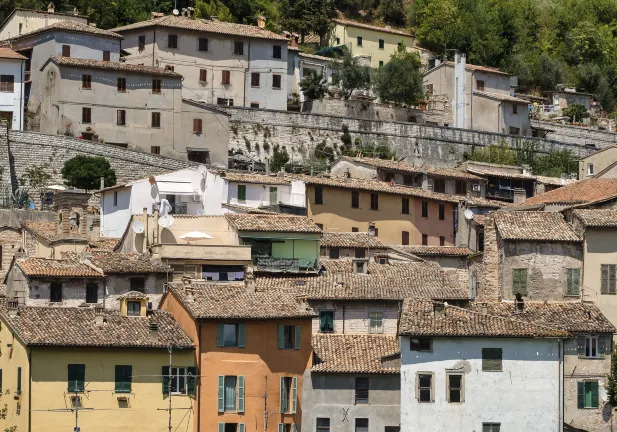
[309,300,400,335]
[0,58,25,130]
[582,229,617,328]
[0,318,29,432]
[0,227,22,289]
[0,9,88,40]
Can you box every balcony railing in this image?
[258,191,306,207]
[254,256,318,273]
[170,203,187,215]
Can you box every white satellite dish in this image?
[463,209,474,220]
[131,220,145,234]
[172,8,179,15]
[158,214,175,228]
[197,165,208,175]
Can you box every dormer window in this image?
[127,301,141,316]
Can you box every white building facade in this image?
[0,48,26,129]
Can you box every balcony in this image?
[152,244,253,262]
[257,190,306,208]
[254,256,319,273]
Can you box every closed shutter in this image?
[162,366,170,395]
[238,376,245,413]
[0,369,3,393]
[292,424,297,432]
[610,265,616,294]
[602,265,609,294]
[278,325,285,349]
[238,323,246,348]
[68,364,85,392]
[219,423,225,432]
[239,425,246,432]
[577,382,585,408]
[512,269,528,296]
[217,324,224,347]
[280,377,286,413]
[187,367,197,396]
[218,376,225,413]
[115,365,132,393]
[599,335,607,359]
[294,326,301,350]
[577,335,586,358]
[567,268,580,295]
[291,377,297,414]
[481,349,502,371]
[278,425,284,432]
[591,381,599,408]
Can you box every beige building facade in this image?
[579,146,617,179]
[0,7,88,40]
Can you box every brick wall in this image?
[309,300,400,335]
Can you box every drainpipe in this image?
[559,338,563,429]
[197,321,202,431]
[498,102,502,133]
[243,40,251,108]
[28,347,32,432]
[152,28,156,67]
[470,71,474,130]
[19,58,24,130]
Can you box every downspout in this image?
[342,304,345,334]
[559,338,563,430]
[152,28,156,68]
[244,40,251,108]
[470,71,474,130]
[20,58,24,130]
[197,321,202,432]
[28,347,32,432]
[498,102,502,134]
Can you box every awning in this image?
[156,181,195,195]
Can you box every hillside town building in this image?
[0,48,26,129]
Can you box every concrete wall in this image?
[579,147,617,179]
[534,120,617,148]
[0,58,25,130]
[0,9,88,40]
[400,336,561,432]
[0,315,29,432]
[309,300,400,335]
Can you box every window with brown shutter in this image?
[422,234,428,245]
[103,51,110,62]
[199,69,207,82]
[222,70,230,85]
[233,41,243,55]
[117,110,126,126]
[198,37,208,52]
[476,79,485,91]
[251,73,260,87]
[168,34,178,48]
[151,146,160,155]
[82,107,91,124]
[193,118,203,133]
[152,79,161,94]
[138,35,146,51]
[402,231,409,245]
[62,45,70,57]
[151,112,160,128]
[0,75,14,92]
[81,74,91,89]
[117,78,126,92]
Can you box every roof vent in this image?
[352,258,368,275]
[94,306,105,325]
[295,280,306,286]
[7,300,18,318]
[514,293,524,313]
[149,322,159,342]
[336,271,344,285]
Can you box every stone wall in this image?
[478,215,500,301]
[533,120,617,147]
[309,300,400,335]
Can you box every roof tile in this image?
[391,245,473,256]
[494,211,581,242]
[63,251,170,274]
[17,257,102,277]
[226,214,322,233]
[221,172,291,185]
[515,178,617,207]
[573,209,617,227]
[320,232,386,249]
[339,156,483,180]
[50,56,182,77]
[6,20,122,41]
[312,334,399,374]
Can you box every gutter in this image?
[28,346,32,432]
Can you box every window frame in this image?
[446,372,464,403]
[171,366,187,395]
[512,103,518,115]
[50,282,62,303]
[151,112,161,128]
[316,418,330,432]
[168,34,178,49]
[314,186,323,205]
[152,79,162,94]
[481,348,503,372]
[103,50,110,62]
[81,74,91,90]
[328,247,339,259]
[356,36,363,47]
[198,37,209,52]
[402,231,410,246]
[233,41,244,56]
[433,178,445,193]
[0,74,15,93]
[369,311,384,334]
[584,335,600,359]
[438,203,445,220]
[439,236,445,246]
[113,191,118,206]
[422,201,428,218]
[130,277,145,293]
[354,377,369,405]
[580,381,599,409]
[512,268,528,296]
[222,70,231,85]
[127,301,141,316]
[351,190,360,208]
[416,372,434,403]
[193,118,203,134]
[601,264,616,294]
[237,184,246,202]
[115,365,132,393]
[421,234,428,246]
[355,418,368,432]
[476,79,485,91]
[566,267,581,296]
[402,197,409,214]
[138,35,146,51]
[370,193,378,210]
[67,364,85,393]
[116,77,127,92]
[199,69,208,83]
[410,337,431,352]
[151,146,161,155]
[62,44,70,57]
[251,72,260,87]
[116,109,126,126]
[588,163,594,176]
[272,74,282,89]
[82,107,91,124]
[85,283,98,304]
[378,39,384,49]
[319,310,334,333]
[482,423,501,432]
[273,45,282,59]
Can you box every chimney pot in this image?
[336,271,344,285]
[8,300,18,317]
[148,322,159,342]
[47,2,55,13]
[257,15,267,28]
[244,272,256,293]
[481,303,488,315]
[94,306,105,325]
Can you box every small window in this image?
[336,37,340,44]
[426,84,434,95]
[588,163,594,176]
[355,248,365,259]
[402,198,409,214]
[273,45,282,59]
[357,36,363,47]
[317,418,330,432]
[251,72,260,87]
[355,377,369,404]
[62,45,70,57]
[585,335,599,358]
[355,419,368,432]
[82,107,91,124]
[151,146,160,155]
[86,283,98,304]
[455,181,466,195]
[152,79,162,94]
[438,203,445,220]
[379,39,384,49]
[315,186,323,205]
[578,381,599,409]
[50,282,62,302]
[222,70,231,85]
[171,367,187,395]
[482,424,501,432]
[81,74,91,90]
[272,74,281,89]
[151,112,161,128]
[402,231,409,245]
[18,23,22,34]
[422,234,428,246]
[417,373,433,403]
[476,79,485,91]
[566,268,581,296]
[370,193,378,210]
[278,325,300,350]
[351,227,359,232]
[477,230,485,252]
[433,178,445,193]
[223,323,239,347]
[447,373,463,403]
[237,185,246,202]
[482,348,503,371]
[410,337,431,351]
[509,126,520,136]
[316,223,324,230]
[374,228,379,237]
[138,35,146,51]
[103,50,110,61]
[369,312,383,334]
[422,201,428,218]
[116,110,126,126]
[328,248,339,259]
[199,37,209,52]
[16,367,21,394]
[130,277,145,293]
[512,103,518,115]
[193,118,203,133]
[234,41,244,55]
[113,191,118,206]
[601,264,616,294]
[319,311,334,333]
[67,364,85,392]
[127,301,141,316]
[351,190,360,208]
[439,236,445,246]
[512,268,528,296]
[250,102,259,108]
[115,365,132,393]
[168,34,178,48]
[379,61,383,67]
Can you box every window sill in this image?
[152,126,161,129]
[81,88,92,91]
[251,86,260,88]
[117,91,126,93]
[370,208,379,211]
[579,356,604,360]
[564,294,580,298]
[481,370,503,372]
[115,391,131,394]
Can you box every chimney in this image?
[480,302,488,315]
[151,12,164,19]
[47,2,55,13]
[433,302,445,316]
[513,188,526,205]
[257,15,267,28]
[352,258,368,275]
[73,7,78,15]
[422,173,429,190]
[8,300,18,318]
[281,31,290,39]
[521,164,532,176]
[244,272,256,293]
[514,293,524,313]
[368,223,376,237]
[560,173,567,185]
[149,322,159,342]
[291,33,299,48]
[336,271,344,285]
[185,282,195,302]
[94,306,105,325]
[88,215,101,241]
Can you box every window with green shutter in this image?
[578,381,599,408]
[17,367,21,394]
[68,364,85,392]
[482,348,502,371]
[187,367,197,396]
[512,269,528,296]
[217,323,246,348]
[601,264,616,294]
[0,369,3,393]
[115,365,132,393]
[237,376,245,413]
[237,185,246,202]
[278,325,301,350]
[280,376,292,413]
[162,366,170,395]
[566,268,581,296]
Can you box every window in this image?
[152,79,162,94]
[401,197,409,214]
[379,39,384,49]
[280,376,297,413]
[113,191,118,206]
[379,61,383,67]
[115,365,132,393]
[86,283,98,304]
[439,236,445,246]
[351,190,360,208]
[422,201,428,217]
[50,282,62,302]
[417,373,433,402]
[272,74,281,89]
[68,364,85,392]
[250,102,259,108]
[217,323,246,348]
[103,50,110,61]
[482,348,502,371]
[197,69,207,83]
[588,163,594,176]
[329,248,339,259]
[62,45,70,57]
[374,228,379,237]
[447,373,463,403]
[193,119,203,133]
[438,203,445,220]
[316,419,330,432]
[476,79,485,91]
[319,311,334,333]
[410,337,431,351]
[81,74,91,89]
[578,381,599,409]
[512,103,518,114]
[426,84,434,95]
[385,173,394,183]
[455,181,466,195]
[583,335,600,358]
[237,185,246,202]
[566,268,581,296]
[370,193,378,210]
[509,126,520,136]
[16,367,21,394]
[0,74,14,93]
[278,325,300,350]
[433,178,445,193]
[477,230,485,252]
[151,146,160,155]
[127,301,141,316]
[402,231,409,246]
[171,367,187,394]
[251,72,260,87]
[138,35,146,51]
[482,424,501,432]
[0,369,2,393]
[18,23,22,34]
[130,277,145,293]
[222,70,231,85]
[82,107,91,124]
[152,112,161,128]
[316,223,324,230]
[422,234,428,246]
[168,34,178,48]
[355,377,369,404]
[369,312,383,334]
[315,186,323,204]
[234,41,244,55]
[601,264,616,294]
[117,110,126,126]
[357,36,362,47]
[512,268,528,296]
[199,37,209,52]
[273,45,282,59]
[351,227,359,232]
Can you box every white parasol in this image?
[179,231,213,242]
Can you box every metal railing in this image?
[254,256,318,273]
[258,191,306,207]
[169,203,188,215]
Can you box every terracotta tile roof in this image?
[21,221,87,243]
[472,214,486,226]
[6,20,122,41]
[474,91,530,104]
[299,52,338,62]
[302,33,321,44]
[167,282,316,319]
[0,304,193,348]
[88,237,121,251]
[338,156,483,180]
[113,15,287,40]
[119,291,149,299]
[226,214,322,233]
[312,334,399,374]
[16,258,102,278]
[62,251,170,274]
[320,232,387,249]
[221,172,291,185]
[475,301,615,334]
[0,48,26,60]
[391,245,473,256]
[49,56,181,77]
[535,175,577,187]
[517,179,617,207]
[573,209,617,228]
[221,203,279,215]
[332,18,412,37]
[435,61,511,76]
[295,174,504,207]
[494,211,581,242]
[466,167,536,181]
[255,260,469,300]
[399,300,567,338]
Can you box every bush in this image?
[562,104,589,122]
[61,156,117,191]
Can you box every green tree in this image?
[270,144,290,172]
[195,0,234,22]
[20,163,52,204]
[61,156,117,191]
[466,143,519,165]
[562,104,590,122]
[377,0,405,25]
[374,44,423,105]
[299,70,329,100]
[531,149,578,177]
[607,348,617,406]
[330,47,371,99]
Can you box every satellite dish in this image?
[463,209,474,221]
[131,220,145,234]
[196,208,205,215]
[197,165,208,175]
[158,214,175,228]
[172,8,179,15]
